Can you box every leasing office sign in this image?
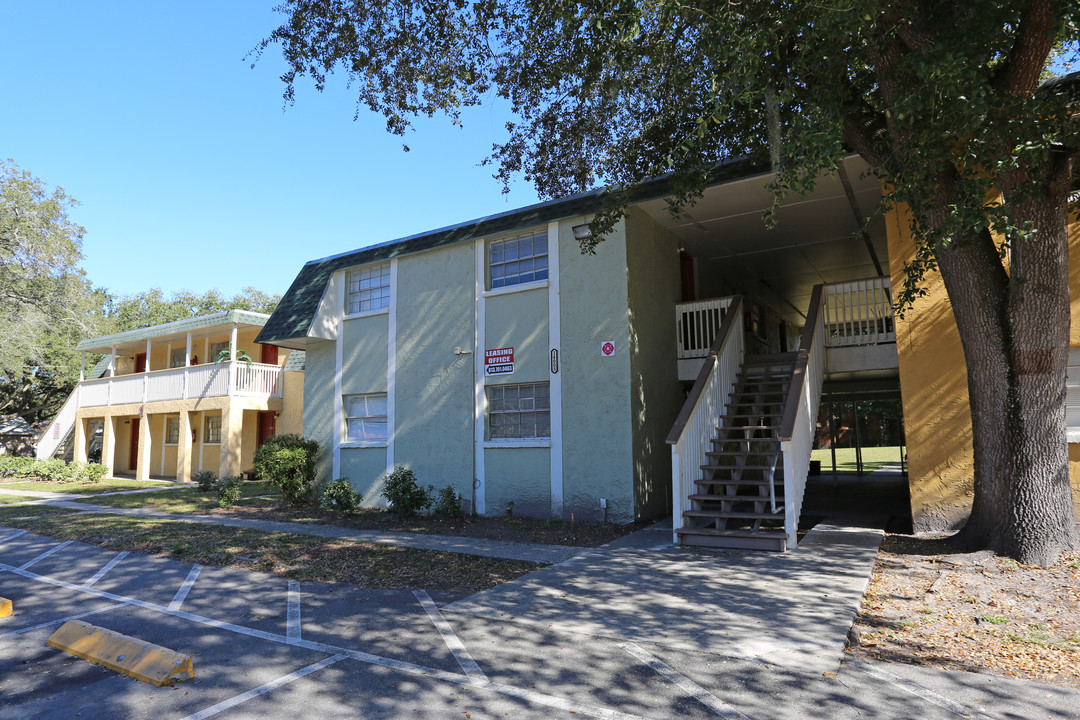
[484,347,515,376]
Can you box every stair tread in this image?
[695,478,779,486]
[688,493,783,502]
[676,527,788,538]
[684,509,784,519]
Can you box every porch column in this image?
[73,417,88,464]
[230,324,238,361]
[219,401,243,478]
[109,347,116,376]
[135,412,152,482]
[177,411,193,481]
[79,354,85,382]
[145,339,152,371]
[185,332,192,365]
[101,415,117,478]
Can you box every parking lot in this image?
[3,524,1079,719]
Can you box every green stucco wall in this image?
[625,207,682,520]
[485,447,550,518]
[340,447,389,502]
[558,218,635,523]
[303,339,335,482]
[484,285,549,384]
[342,314,388,394]
[395,245,476,498]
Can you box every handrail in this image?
[778,284,824,442]
[667,295,745,445]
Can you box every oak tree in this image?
[257,0,1080,564]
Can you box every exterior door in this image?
[257,411,276,448]
[135,353,147,373]
[261,345,278,365]
[128,420,139,472]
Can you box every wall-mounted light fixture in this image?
[572,223,593,241]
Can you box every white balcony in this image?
[76,361,283,408]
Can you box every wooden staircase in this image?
[676,353,795,551]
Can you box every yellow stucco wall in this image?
[890,205,1080,532]
[279,370,305,435]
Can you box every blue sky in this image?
[1,2,540,299]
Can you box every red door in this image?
[260,345,278,365]
[128,420,139,472]
[257,411,276,448]
[679,251,696,302]
[135,353,147,373]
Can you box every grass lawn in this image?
[0,478,173,494]
[811,445,905,473]
[87,481,278,513]
[0,506,539,595]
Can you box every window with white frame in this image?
[489,230,548,289]
[344,393,388,442]
[170,348,186,368]
[487,383,550,439]
[346,263,391,314]
[204,414,221,444]
[209,341,229,363]
[166,417,180,444]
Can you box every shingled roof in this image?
[256,156,769,347]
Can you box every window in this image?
[487,383,550,439]
[489,230,548,289]
[346,263,391,314]
[170,348,186,368]
[209,341,229,363]
[166,417,180,444]
[204,415,221,444]
[344,393,388,442]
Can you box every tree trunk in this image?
[933,151,1079,566]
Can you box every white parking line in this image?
[81,551,129,588]
[414,589,489,686]
[848,659,990,718]
[17,540,73,570]
[620,642,752,719]
[168,564,202,611]
[3,561,661,720]
[287,580,301,641]
[180,654,349,720]
[0,601,132,638]
[1,529,28,543]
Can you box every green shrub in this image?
[432,485,463,519]
[79,463,109,483]
[253,434,320,505]
[0,457,33,478]
[215,475,244,507]
[382,465,431,517]
[193,470,218,491]
[37,458,75,482]
[320,477,362,514]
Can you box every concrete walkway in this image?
[444,522,885,673]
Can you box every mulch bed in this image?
[195,502,645,547]
[848,534,1080,688]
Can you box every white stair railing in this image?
[667,295,745,542]
[35,386,80,459]
[778,285,827,549]
[822,276,894,347]
[676,296,735,359]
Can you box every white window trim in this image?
[486,382,551,441]
[483,439,552,449]
[341,440,390,449]
[481,279,550,299]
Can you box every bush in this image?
[320,477,362,514]
[215,475,243,507]
[432,485,463,519]
[253,434,320,505]
[382,465,431,517]
[0,457,33,478]
[193,470,218,491]
[80,463,109,483]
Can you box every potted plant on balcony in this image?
[214,345,254,364]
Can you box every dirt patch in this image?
[0,509,540,598]
[848,535,1080,688]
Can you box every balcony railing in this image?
[676,296,735,359]
[77,361,283,408]
[822,277,895,348]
